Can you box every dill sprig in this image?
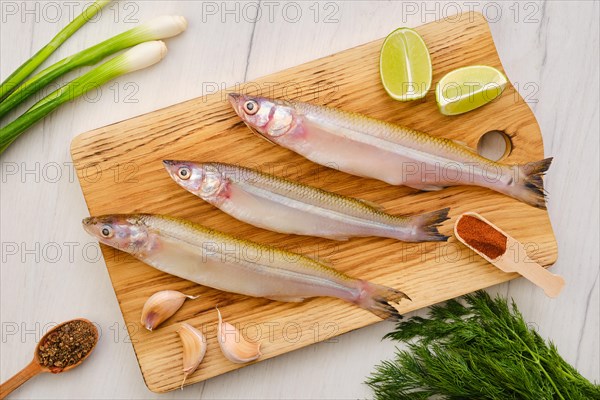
[366,291,600,400]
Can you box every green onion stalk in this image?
[0,41,168,154]
[0,0,112,101]
[0,16,187,119]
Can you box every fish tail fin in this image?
[506,157,553,209]
[355,281,411,321]
[401,207,450,242]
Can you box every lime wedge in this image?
[380,28,432,101]
[436,65,508,116]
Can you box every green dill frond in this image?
[367,290,600,400]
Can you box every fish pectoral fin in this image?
[356,198,386,212]
[322,235,350,241]
[245,123,277,145]
[266,296,306,303]
[406,183,447,191]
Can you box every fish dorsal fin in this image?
[357,198,386,212]
[452,139,477,153]
[319,257,335,267]
[305,254,335,267]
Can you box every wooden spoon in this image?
[454,212,565,298]
[0,318,98,399]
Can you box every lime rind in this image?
[380,28,432,101]
[436,65,508,116]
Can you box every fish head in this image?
[163,160,227,201]
[82,214,150,253]
[228,93,298,144]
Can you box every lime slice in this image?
[380,28,432,101]
[436,65,508,116]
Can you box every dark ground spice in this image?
[457,215,507,260]
[37,320,97,370]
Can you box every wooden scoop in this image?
[454,212,565,298]
[0,318,98,399]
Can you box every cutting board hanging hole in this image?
[477,130,513,161]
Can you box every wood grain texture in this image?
[2,2,598,400]
[69,12,557,392]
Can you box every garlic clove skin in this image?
[140,290,198,331]
[177,323,207,389]
[216,307,261,364]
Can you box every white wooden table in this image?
[1,1,598,398]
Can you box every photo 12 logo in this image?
[1,1,139,24]
[398,2,541,24]
[1,241,103,264]
[200,1,341,24]
[201,80,340,105]
[1,161,140,184]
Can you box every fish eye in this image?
[177,166,191,180]
[243,100,259,115]
[101,225,114,238]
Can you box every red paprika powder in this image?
[457,215,507,259]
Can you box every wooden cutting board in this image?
[71,12,558,393]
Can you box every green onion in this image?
[0,41,168,154]
[0,16,187,119]
[0,0,112,101]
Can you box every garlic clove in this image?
[216,307,261,364]
[177,323,207,389]
[140,290,198,331]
